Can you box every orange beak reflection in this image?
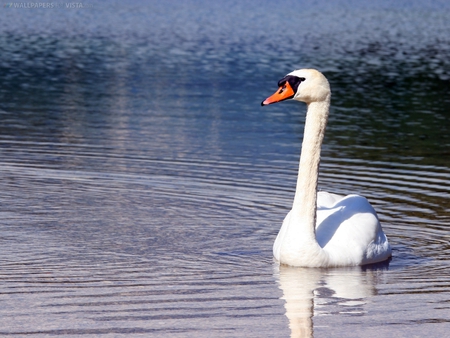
[261,81,295,106]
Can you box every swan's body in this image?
[262,69,391,267]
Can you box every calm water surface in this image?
[0,1,449,336]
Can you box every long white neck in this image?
[291,98,330,242]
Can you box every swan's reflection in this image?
[275,262,389,338]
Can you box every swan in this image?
[262,69,391,267]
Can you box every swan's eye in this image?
[278,84,287,94]
[277,75,305,93]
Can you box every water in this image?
[0,0,449,336]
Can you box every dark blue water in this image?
[0,1,449,336]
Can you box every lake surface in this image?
[0,0,449,336]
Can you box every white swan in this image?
[262,69,391,267]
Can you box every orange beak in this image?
[261,81,295,106]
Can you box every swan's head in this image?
[261,69,330,106]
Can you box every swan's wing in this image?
[316,194,391,265]
[317,191,345,208]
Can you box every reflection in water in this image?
[276,263,389,338]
